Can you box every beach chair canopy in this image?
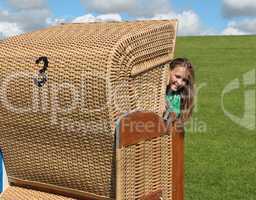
[0,20,178,199]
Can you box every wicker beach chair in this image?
[0,20,178,199]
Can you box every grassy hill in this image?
[175,35,256,200]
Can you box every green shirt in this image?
[165,90,181,117]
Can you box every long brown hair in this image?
[167,58,195,122]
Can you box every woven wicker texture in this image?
[0,20,177,199]
[117,135,171,199]
[0,186,74,200]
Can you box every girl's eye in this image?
[175,75,181,79]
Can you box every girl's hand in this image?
[161,100,168,115]
[165,101,168,110]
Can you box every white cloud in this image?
[222,0,256,35]
[222,18,256,35]
[0,8,51,32]
[222,27,247,35]
[80,0,171,17]
[73,9,212,36]
[0,22,22,39]
[46,17,66,26]
[73,13,122,23]
[139,10,205,36]
[223,0,256,17]
[175,11,202,35]
[0,10,9,18]
[80,0,136,13]
[0,0,53,39]
[0,0,212,38]
[7,0,47,10]
[12,9,51,31]
[73,9,210,36]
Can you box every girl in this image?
[164,58,195,123]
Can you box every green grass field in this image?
[175,35,256,200]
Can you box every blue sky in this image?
[48,0,227,32]
[173,0,227,30]
[1,0,256,39]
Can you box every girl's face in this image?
[169,65,188,91]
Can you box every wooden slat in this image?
[172,119,184,200]
[140,190,162,200]
[119,112,168,147]
[9,177,110,200]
